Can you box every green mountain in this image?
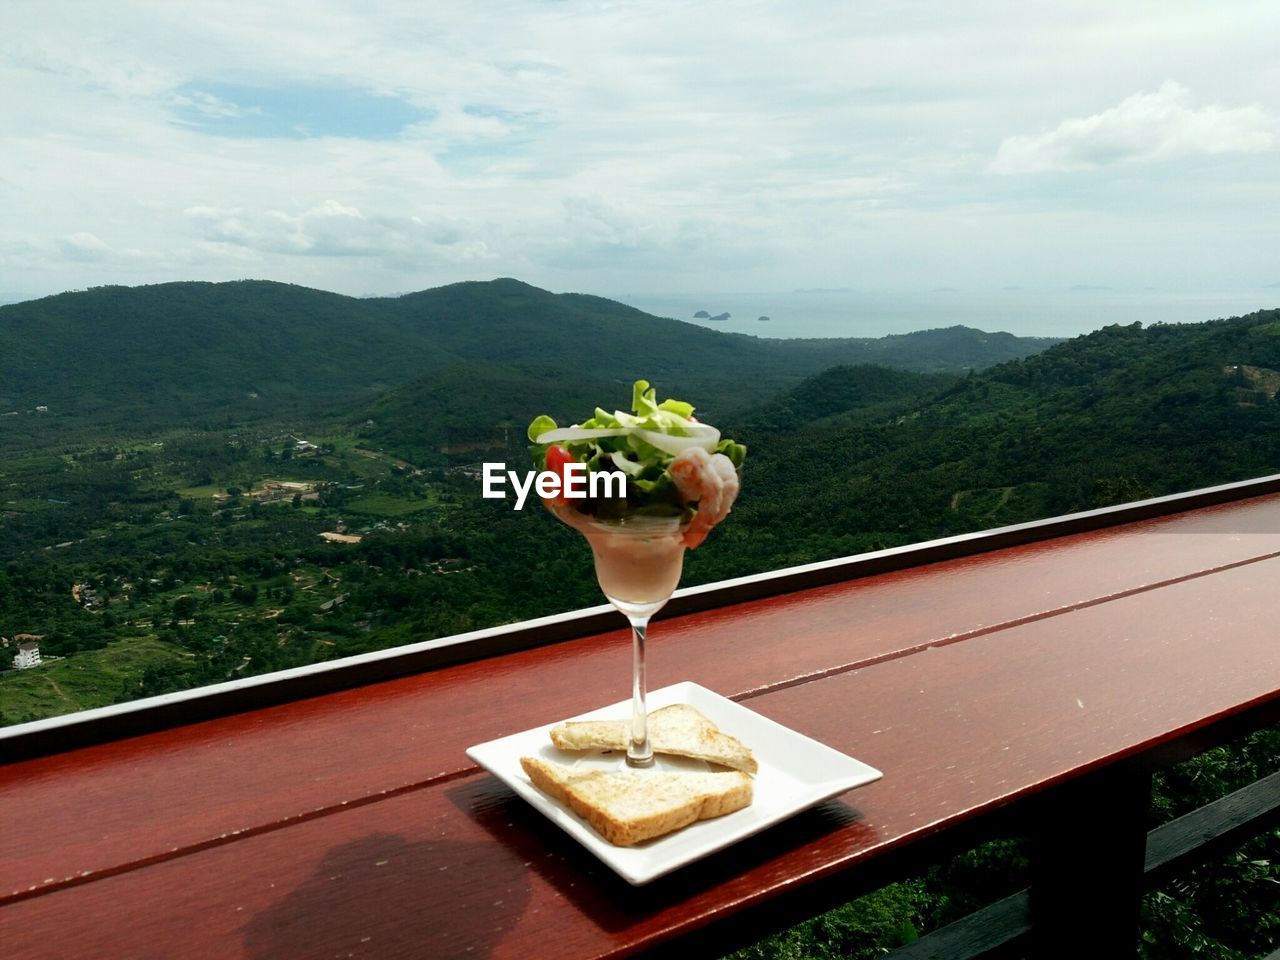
[738,364,959,433]
[0,281,442,438]
[711,311,1280,575]
[0,278,1057,452]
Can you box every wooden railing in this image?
[888,768,1280,958]
[3,475,1280,958]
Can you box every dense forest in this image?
[2,283,1278,958]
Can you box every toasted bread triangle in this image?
[549,703,758,774]
[520,756,753,846]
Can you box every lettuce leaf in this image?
[526,379,744,516]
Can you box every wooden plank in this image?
[4,557,1280,959]
[887,893,1028,960]
[4,497,1280,901]
[1145,769,1280,883]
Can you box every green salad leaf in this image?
[528,379,746,517]
[527,414,557,443]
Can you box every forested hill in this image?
[0,281,449,438]
[737,364,959,433]
[0,278,1056,448]
[352,361,962,468]
[691,310,1280,577]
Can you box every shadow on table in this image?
[241,830,529,960]
[450,773,877,933]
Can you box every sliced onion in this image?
[631,425,720,457]
[536,422,722,459]
[535,426,631,444]
[608,451,645,476]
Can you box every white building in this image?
[14,641,41,669]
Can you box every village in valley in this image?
[0,428,483,724]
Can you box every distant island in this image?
[693,310,730,321]
[757,315,771,322]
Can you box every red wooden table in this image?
[3,482,1280,959]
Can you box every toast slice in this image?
[520,756,753,846]
[548,703,758,774]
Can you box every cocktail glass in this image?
[548,502,688,768]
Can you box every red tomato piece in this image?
[543,445,575,504]
[545,444,574,479]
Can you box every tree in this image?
[172,595,197,621]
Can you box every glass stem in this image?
[626,615,654,768]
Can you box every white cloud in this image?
[992,81,1276,174]
[168,90,251,120]
[184,201,494,265]
[57,232,111,262]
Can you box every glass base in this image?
[604,593,669,620]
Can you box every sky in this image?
[3,1,1279,306]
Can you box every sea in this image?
[614,288,1279,341]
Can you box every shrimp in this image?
[669,446,740,548]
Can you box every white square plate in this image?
[466,680,882,885]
